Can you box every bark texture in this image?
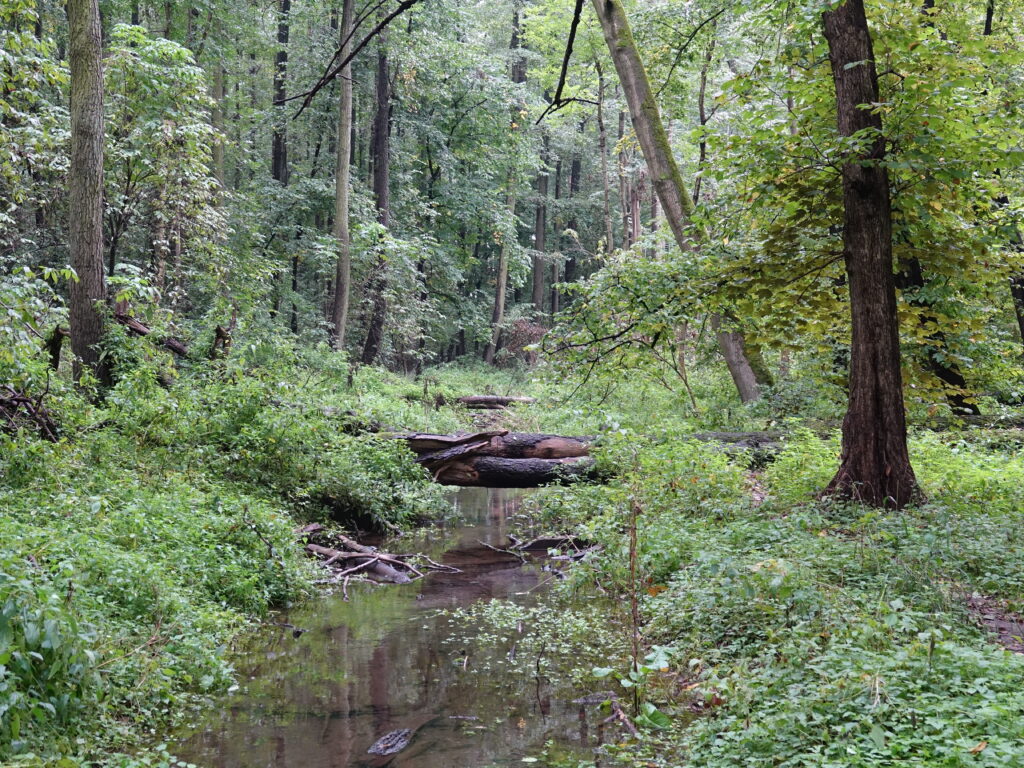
[67,0,108,384]
[822,0,919,507]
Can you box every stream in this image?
[175,487,598,767]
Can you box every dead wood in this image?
[113,312,189,357]
[1,383,59,441]
[456,395,536,409]
[305,543,411,584]
[396,430,594,487]
[433,455,596,487]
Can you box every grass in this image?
[518,402,1024,767]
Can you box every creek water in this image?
[175,487,598,767]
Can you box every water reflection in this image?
[175,488,594,768]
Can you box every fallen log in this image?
[396,430,596,487]
[113,312,188,357]
[689,431,785,450]
[409,431,592,468]
[432,455,595,487]
[305,543,412,584]
[456,395,536,409]
[400,430,508,456]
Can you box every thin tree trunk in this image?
[532,135,549,313]
[591,0,762,402]
[211,61,225,187]
[67,0,109,384]
[484,5,527,364]
[821,0,919,507]
[272,0,290,186]
[595,62,615,252]
[616,108,631,249]
[693,34,715,204]
[484,188,516,365]
[329,0,354,351]
[361,40,391,365]
[565,139,582,284]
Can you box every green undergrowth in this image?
[0,338,477,765]
[525,426,1024,767]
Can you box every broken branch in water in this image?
[299,523,457,584]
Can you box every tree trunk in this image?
[484,188,515,365]
[712,316,761,404]
[590,0,762,402]
[211,61,225,187]
[361,40,392,365]
[1010,277,1024,348]
[67,0,109,385]
[271,0,290,186]
[821,0,919,507]
[595,62,615,252]
[616,108,631,249]
[329,0,354,351]
[532,136,549,313]
[484,6,527,365]
[430,456,594,488]
[896,257,979,414]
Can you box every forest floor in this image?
[4,354,1024,767]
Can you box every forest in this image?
[3,0,1024,764]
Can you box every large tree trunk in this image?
[821,0,919,507]
[590,0,762,402]
[67,0,109,385]
[361,41,392,364]
[329,0,354,351]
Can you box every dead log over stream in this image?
[398,430,595,487]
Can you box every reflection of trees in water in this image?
[177,489,596,767]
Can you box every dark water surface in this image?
[175,488,595,768]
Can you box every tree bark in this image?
[431,456,594,488]
[532,135,549,313]
[821,0,919,507]
[67,0,109,384]
[595,62,615,252]
[712,316,761,404]
[211,61,225,188]
[896,258,979,414]
[484,188,515,365]
[271,0,290,187]
[361,40,392,364]
[590,0,762,402]
[329,0,354,351]
[484,7,528,365]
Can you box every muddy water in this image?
[175,488,596,768]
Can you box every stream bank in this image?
[174,488,608,767]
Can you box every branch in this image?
[288,0,426,117]
[536,0,586,124]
